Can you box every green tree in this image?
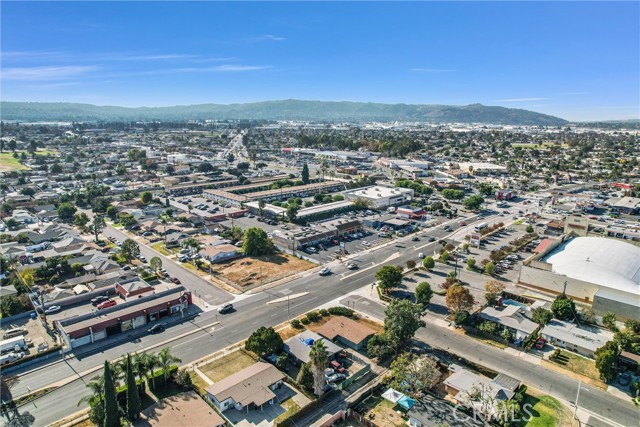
[384,299,426,354]
[0,296,24,317]
[309,339,329,396]
[90,216,106,242]
[106,205,118,221]
[103,361,121,427]
[258,199,266,217]
[466,258,476,270]
[441,189,465,200]
[301,163,310,184]
[116,163,127,175]
[366,333,395,359]
[532,307,553,326]
[140,191,153,205]
[73,212,90,228]
[121,238,140,262]
[245,327,284,358]
[415,282,433,307]
[118,212,137,227]
[57,202,77,221]
[375,265,403,293]
[463,195,485,211]
[388,353,441,398]
[242,227,275,256]
[406,259,417,270]
[446,285,475,314]
[158,347,181,383]
[125,354,141,421]
[149,256,162,273]
[485,261,495,276]
[551,294,576,321]
[595,341,620,382]
[286,204,298,223]
[603,312,617,330]
[77,375,105,426]
[526,224,534,233]
[422,256,435,271]
[440,250,450,263]
[296,362,314,392]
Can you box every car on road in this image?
[44,305,61,314]
[418,252,425,259]
[218,303,233,314]
[91,296,110,306]
[319,267,331,276]
[148,324,165,334]
[411,236,419,241]
[428,236,436,242]
[97,300,116,310]
[347,263,358,270]
[171,277,181,284]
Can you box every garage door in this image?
[71,335,92,348]
[93,329,107,341]
[132,315,146,329]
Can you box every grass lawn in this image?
[189,372,209,393]
[275,399,301,424]
[150,241,171,255]
[464,330,508,349]
[361,396,405,427]
[0,152,30,171]
[199,350,256,383]
[548,350,601,382]
[521,394,573,427]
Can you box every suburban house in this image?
[283,331,343,366]
[407,395,484,427]
[478,304,538,341]
[205,362,284,413]
[541,320,613,358]
[444,365,520,415]
[136,391,225,427]
[316,316,376,350]
[199,243,240,264]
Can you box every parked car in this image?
[218,303,233,314]
[91,296,110,306]
[171,277,181,284]
[411,236,419,241]
[97,300,116,310]
[148,324,165,334]
[44,305,61,314]
[418,252,425,259]
[326,373,346,384]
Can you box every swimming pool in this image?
[503,299,530,311]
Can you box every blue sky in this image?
[1,1,638,121]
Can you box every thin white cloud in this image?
[2,51,69,61]
[1,65,98,81]
[497,97,549,102]
[410,68,456,73]
[247,34,286,42]
[209,64,271,72]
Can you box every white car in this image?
[319,267,331,276]
[44,305,61,314]
[347,263,358,270]
[418,252,425,259]
[361,241,370,247]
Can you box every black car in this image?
[411,236,419,241]
[218,303,234,314]
[91,296,110,306]
[148,324,165,334]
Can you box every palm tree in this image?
[77,375,104,407]
[309,339,329,396]
[181,237,200,255]
[133,352,149,383]
[145,352,160,390]
[157,348,182,384]
[258,199,266,218]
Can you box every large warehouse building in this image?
[519,236,640,321]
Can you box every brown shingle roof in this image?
[206,362,284,407]
[316,316,375,345]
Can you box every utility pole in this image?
[573,380,582,420]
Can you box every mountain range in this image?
[0,100,569,126]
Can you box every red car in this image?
[97,300,116,310]
[171,277,181,284]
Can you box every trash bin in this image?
[30,312,37,319]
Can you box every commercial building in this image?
[57,287,191,349]
[343,186,413,209]
[519,235,640,321]
[204,181,344,207]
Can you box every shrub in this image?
[300,317,310,325]
[291,319,303,329]
[454,311,470,326]
[305,311,321,323]
[328,306,355,317]
[319,308,329,317]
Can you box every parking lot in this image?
[1,316,57,357]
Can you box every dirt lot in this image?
[212,253,314,287]
[0,316,57,354]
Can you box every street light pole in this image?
[573,380,582,419]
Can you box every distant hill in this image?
[0,100,569,126]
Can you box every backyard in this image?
[212,253,314,287]
[358,395,405,427]
[545,350,603,385]
[199,349,257,383]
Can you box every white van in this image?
[387,206,396,213]
[3,328,27,339]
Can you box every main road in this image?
[6,193,636,427]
